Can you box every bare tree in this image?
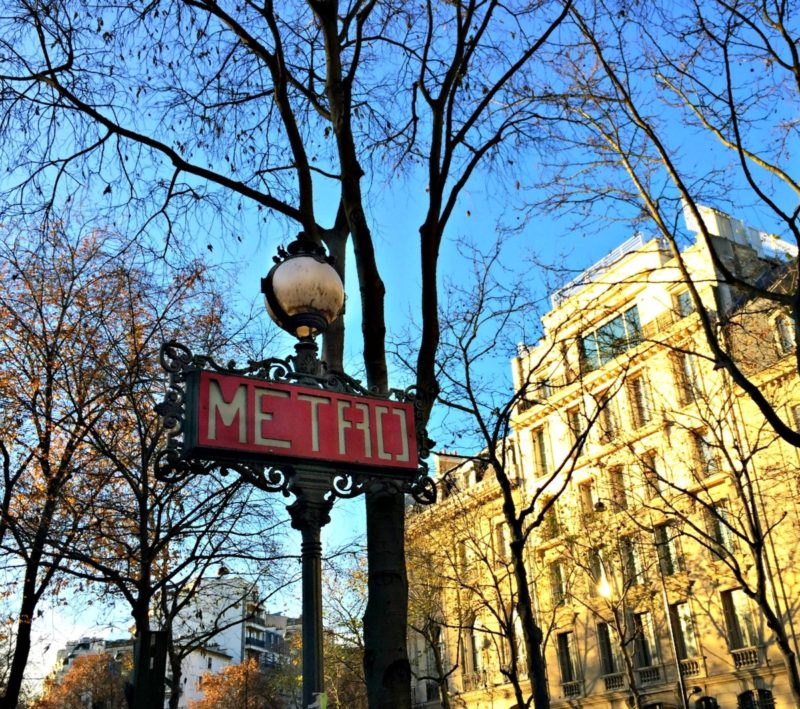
[532,0,799,447]
[0,219,286,708]
[622,345,800,705]
[0,2,576,704]
[400,242,639,708]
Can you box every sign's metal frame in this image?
[154,340,436,505]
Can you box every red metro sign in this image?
[184,370,419,473]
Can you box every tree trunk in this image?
[363,489,411,709]
[167,646,184,709]
[1,590,36,709]
[0,493,58,709]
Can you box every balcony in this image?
[246,613,268,626]
[245,636,267,649]
[679,657,703,678]
[462,671,486,692]
[562,679,583,698]
[603,672,625,691]
[636,665,661,685]
[731,646,762,669]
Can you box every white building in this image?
[169,573,294,708]
[48,575,294,709]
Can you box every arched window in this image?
[737,689,775,709]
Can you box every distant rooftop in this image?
[550,206,797,309]
[551,232,657,307]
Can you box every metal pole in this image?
[287,470,334,708]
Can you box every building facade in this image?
[47,575,294,708]
[408,207,800,709]
[170,574,295,707]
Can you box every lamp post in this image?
[155,235,435,709]
[261,236,342,708]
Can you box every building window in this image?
[597,622,619,675]
[641,452,663,498]
[621,537,643,585]
[589,548,609,595]
[598,391,620,443]
[673,351,699,406]
[531,426,551,477]
[470,623,482,675]
[494,521,508,563]
[632,612,659,668]
[738,689,775,709]
[674,290,695,318]
[579,479,598,517]
[474,460,488,484]
[580,306,643,372]
[791,404,800,430]
[462,617,484,681]
[721,589,760,649]
[654,524,682,576]
[457,540,469,570]
[774,314,795,355]
[669,602,700,660]
[534,378,553,400]
[706,502,736,559]
[556,631,580,683]
[628,376,653,428]
[549,561,567,606]
[567,406,583,444]
[541,498,560,540]
[609,467,630,511]
[693,430,720,477]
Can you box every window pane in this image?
[597,622,617,674]
[581,306,641,371]
[722,589,759,649]
[597,314,627,363]
[655,525,678,576]
[676,290,695,318]
[580,333,601,371]
[633,612,657,667]
[557,632,577,682]
[669,602,699,659]
[624,307,642,347]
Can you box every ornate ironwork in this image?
[153,340,435,505]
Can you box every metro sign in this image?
[183,370,419,473]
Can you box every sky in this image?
[5,0,798,689]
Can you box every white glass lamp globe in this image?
[262,239,344,339]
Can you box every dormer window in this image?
[580,306,642,372]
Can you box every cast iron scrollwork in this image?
[153,340,436,505]
[331,472,368,499]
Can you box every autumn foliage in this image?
[189,658,284,709]
[33,652,130,709]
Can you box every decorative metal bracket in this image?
[153,340,436,505]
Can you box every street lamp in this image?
[155,235,434,709]
[260,236,343,708]
[261,236,344,342]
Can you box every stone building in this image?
[408,207,800,709]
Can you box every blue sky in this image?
[6,0,799,683]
